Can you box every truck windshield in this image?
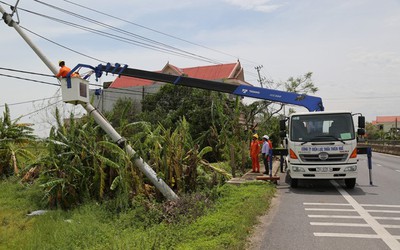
[290,113,355,142]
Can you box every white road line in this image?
[305,208,356,212]
[310,222,369,227]
[308,215,362,219]
[305,203,400,208]
[377,164,383,167]
[314,233,381,239]
[362,204,400,208]
[331,180,400,250]
[383,225,400,229]
[396,170,400,173]
[366,210,400,214]
[304,202,351,206]
[374,217,400,221]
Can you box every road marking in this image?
[373,217,400,221]
[331,180,400,250]
[305,203,400,208]
[311,222,400,229]
[377,164,383,167]
[366,210,400,214]
[383,225,400,229]
[315,233,400,240]
[308,215,362,219]
[396,170,400,173]
[310,222,369,227]
[304,202,351,206]
[314,233,381,239]
[362,204,400,208]
[305,208,355,212]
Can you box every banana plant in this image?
[0,104,36,177]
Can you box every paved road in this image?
[253,152,400,250]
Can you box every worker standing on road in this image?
[250,134,261,173]
[56,60,71,78]
[262,135,271,175]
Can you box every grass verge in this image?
[0,179,275,250]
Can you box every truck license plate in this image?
[316,167,331,172]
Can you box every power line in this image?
[0,96,61,107]
[0,66,54,78]
[60,0,262,66]
[12,99,63,121]
[0,72,59,86]
[0,66,104,87]
[20,26,108,64]
[34,0,222,65]
[17,4,221,64]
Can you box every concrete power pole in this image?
[0,4,179,201]
[255,65,266,88]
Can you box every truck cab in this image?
[280,111,365,188]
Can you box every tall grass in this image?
[1,180,274,250]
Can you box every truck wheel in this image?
[290,178,298,188]
[345,178,356,189]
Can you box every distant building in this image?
[371,116,400,133]
[91,60,250,112]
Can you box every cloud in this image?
[223,0,283,13]
[351,50,400,69]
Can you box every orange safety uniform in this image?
[250,138,261,172]
[56,65,72,78]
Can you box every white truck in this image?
[280,111,366,188]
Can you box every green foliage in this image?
[284,72,318,94]
[141,84,216,139]
[125,118,231,194]
[35,109,142,210]
[1,180,275,250]
[0,104,36,177]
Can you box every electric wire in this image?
[20,26,109,64]
[0,66,54,78]
[12,99,63,121]
[34,0,222,65]
[0,96,61,107]
[1,0,262,81]
[16,6,221,64]
[60,0,262,66]
[0,72,59,86]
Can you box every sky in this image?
[0,0,399,137]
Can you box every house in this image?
[371,116,400,133]
[91,60,251,112]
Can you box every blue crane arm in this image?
[76,63,324,111]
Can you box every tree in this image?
[244,72,319,146]
[0,104,36,177]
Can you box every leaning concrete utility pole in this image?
[0,4,178,201]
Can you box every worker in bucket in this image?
[56,60,79,78]
[261,135,271,175]
[250,134,261,173]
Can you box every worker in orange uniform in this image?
[56,60,71,78]
[250,134,261,173]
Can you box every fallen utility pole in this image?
[0,4,178,201]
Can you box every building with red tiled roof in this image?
[93,61,250,112]
[109,61,249,89]
[372,116,400,132]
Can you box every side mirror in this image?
[279,119,286,131]
[357,128,365,136]
[358,116,365,129]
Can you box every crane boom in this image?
[86,63,324,112]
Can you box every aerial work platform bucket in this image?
[60,78,89,105]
